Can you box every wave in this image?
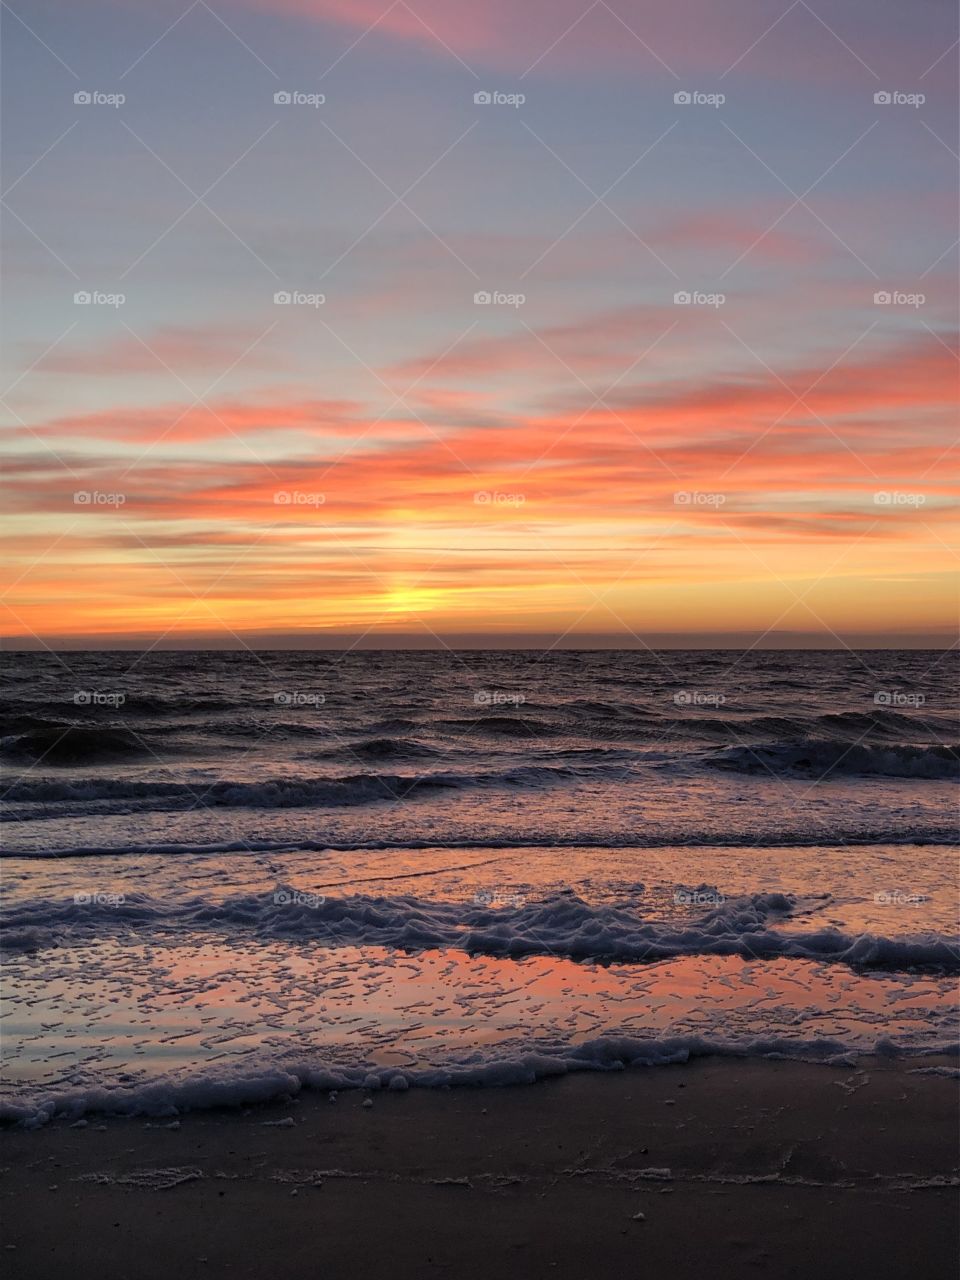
[4,887,957,973]
[307,737,445,763]
[3,706,951,757]
[1,714,78,736]
[0,726,152,765]
[569,699,660,723]
[705,740,960,780]
[4,830,958,859]
[629,710,952,746]
[434,716,562,738]
[2,763,611,814]
[364,717,420,734]
[813,709,945,737]
[1,694,183,718]
[4,1031,955,1128]
[3,772,459,811]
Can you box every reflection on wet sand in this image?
[4,938,954,1090]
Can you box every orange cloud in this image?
[3,321,957,642]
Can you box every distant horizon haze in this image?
[3,629,955,652]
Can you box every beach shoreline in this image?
[2,1055,957,1279]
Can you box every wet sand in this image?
[2,1056,957,1279]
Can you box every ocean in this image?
[2,648,958,1124]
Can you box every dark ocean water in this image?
[2,649,958,1124]
[2,649,957,854]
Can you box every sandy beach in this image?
[2,1056,956,1280]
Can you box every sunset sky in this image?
[2,0,958,647]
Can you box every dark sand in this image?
[2,1057,957,1279]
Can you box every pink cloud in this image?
[240,0,951,82]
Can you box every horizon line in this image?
[4,630,957,653]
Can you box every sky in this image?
[2,0,958,648]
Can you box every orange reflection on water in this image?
[3,936,954,1090]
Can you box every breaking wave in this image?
[4,887,957,972]
[3,762,622,815]
[5,1031,955,1128]
[706,740,959,780]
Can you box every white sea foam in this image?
[2,1032,954,1129]
[4,887,957,971]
